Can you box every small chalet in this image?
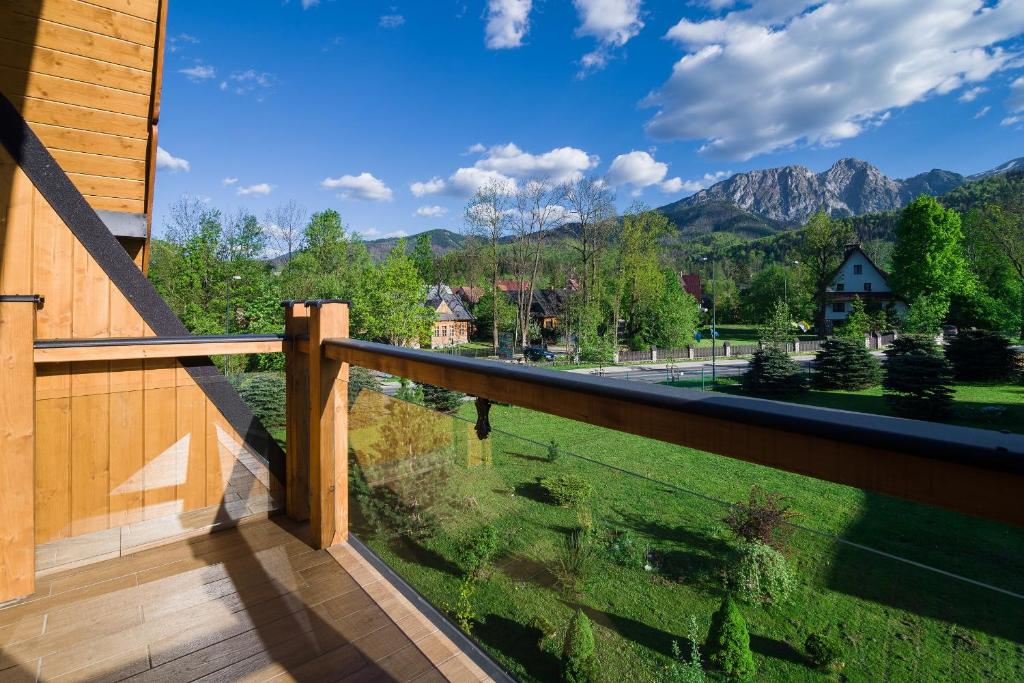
[824,244,906,330]
[508,288,567,332]
[426,285,475,347]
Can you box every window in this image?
[833,302,846,313]
[835,283,845,291]
[853,264,863,275]
[864,282,872,292]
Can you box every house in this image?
[426,284,476,347]
[497,279,530,293]
[824,244,907,330]
[679,273,702,303]
[508,288,567,332]
[454,285,484,306]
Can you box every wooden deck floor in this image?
[0,518,492,682]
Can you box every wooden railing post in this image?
[283,302,310,522]
[306,300,349,548]
[0,295,40,602]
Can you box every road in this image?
[565,356,818,387]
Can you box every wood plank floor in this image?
[0,518,492,682]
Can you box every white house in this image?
[824,244,906,330]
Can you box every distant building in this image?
[425,285,475,348]
[508,288,567,332]
[824,244,906,330]
[453,285,483,306]
[679,273,702,303]
[496,280,530,293]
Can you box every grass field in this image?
[347,389,1024,682]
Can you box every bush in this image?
[446,576,477,634]
[805,631,844,672]
[455,524,500,577]
[729,541,795,606]
[546,440,561,463]
[555,527,597,596]
[394,377,424,404]
[605,529,648,570]
[666,617,706,683]
[541,474,593,507]
[230,372,286,430]
[562,609,596,683]
[813,337,882,390]
[705,596,755,679]
[348,366,382,404]
[724,486,795,549]
[883,334,954,420]
[422,383,466,413]
[945,330,1017,381]
[741,346,806,398]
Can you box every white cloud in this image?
[466,143,487,154]
[959,86,988,102]
[179,64,215,81]
[322,172,394,201]
[606,151,689,194]
[302,0,320,8]
[975,105,991,118]
[415,205,449,218]
[380,14,405,28]
[228,70,277,96]
[237,183,274,196]
[1007,76,1024,113]
[410,177,447,197]
[573,0,644,74]
[1001,115,1022,127]
[156,147,190,173]
[679,170,732,193]
[413,143,598,198]
[169,33,199,53]
[222,177,238,186]
[645,0,1024,160]
[486,0,532,49]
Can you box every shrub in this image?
[705,596,756,679]
[945,329,1017,381]
[562,609,596,683]
[546,440,561,463]
[555,527,597,596]
[666,617,706,683]
[541,474,593,507]
[741,346,806,398]
[394,378,424,404]
[422,383,466,413]
[528,614,558,645]
[446,576,477,634]
[724,486,795,549]
[883,334,954,420]
[455,524,500,577]
[348,365,382,404]
[230,372,286,430]
[805,631,844,672]
[813,337,882,390]
[729,541,795,606]
[605,529,648,570]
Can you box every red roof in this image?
[496,280,530,292]
[679,273,702,302]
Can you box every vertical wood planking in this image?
[0,161,34,294]
[284,303,310,522]
[108,288,145,526]
[31,190,73,339]
[69,361,109,536]
[143,358,177,520]
[307,301,349,548]
[35,364,71,543]
[176,366,207,512]
[0,300,37,601]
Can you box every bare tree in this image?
[561,176,616,307]
[509,178,567,347]
[263,199,307,262]
[465,181,512,353]
[165,194,219,243]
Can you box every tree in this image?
[883,334,954,420]
[561,176,616,308]
[891,196,970,325]
[835,296,870,340]
[612,206,668,349]
[422,384,465,413]
[799,211,855,334]
[945,330,1018,381]
[509,178,566,347]
[964,201,1024,339]
[813,337,882,390]
[363,242,435,346]
[741,346,806,398]
[902,293,949,335]
[411,232,436,285]
[465,182,512,353]
[562,609,595,683]
[263,199,306,262]
[757,299,795,349]
[472,290,517,341]
[705,596,755,679]
[742,264,812,324]
[646,268,701,350]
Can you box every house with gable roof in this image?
[824,243,907,330]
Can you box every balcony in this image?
[2,299,1023,681]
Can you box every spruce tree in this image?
[944,330,1017,381]
[813,337,882,390]
[741,346,807,398]
[562,609,596,683]
[705,596,756,679]
[421,383,466,413]
[883,334,955,420]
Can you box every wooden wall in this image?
[1,147,281,547]
[0,0,164,216]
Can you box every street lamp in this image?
[784,260,800,307]
[702,256,717,384]
[224,274,241,374]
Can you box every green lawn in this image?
[347,390,1024,682]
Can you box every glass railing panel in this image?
[347,374,1024,682]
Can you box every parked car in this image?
[941,325,959,337]
[523,346,556,362]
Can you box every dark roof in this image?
[426,285,475,322]
[508,288,566,318]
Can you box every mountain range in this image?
[361,156,1023,256]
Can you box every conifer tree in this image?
[705,596,756,679]
[945,329,1017,381]
[562,609,596,683]
[813,337,882,390]
[883,334,954,419]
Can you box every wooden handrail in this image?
[33,334,286,363]
[326,337,1024,527]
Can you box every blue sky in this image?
[153,1,1024,243]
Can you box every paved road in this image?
[567,356,817,386]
